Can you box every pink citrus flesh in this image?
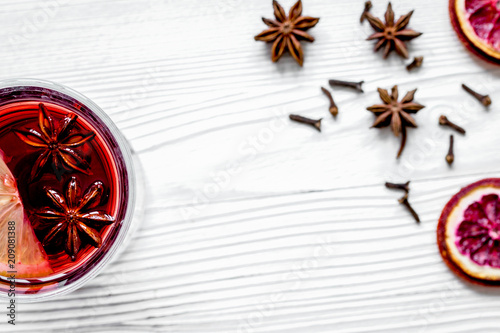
[450,0,500,64]
[0,152,52,279]
[438,178,500,284]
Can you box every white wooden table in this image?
[4,0,500,332]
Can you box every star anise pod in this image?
[13,103,95,180]
[34,177,115,261]
[365,2,422,59]
[254,0,319,66]
[367,85,425,158]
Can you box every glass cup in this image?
[0,79,142,302]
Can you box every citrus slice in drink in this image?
[0,153,52,278]
[450,0,500,64]
[438,178,500,284]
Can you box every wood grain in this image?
[3,0,500,332]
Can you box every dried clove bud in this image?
[385,181,410,193]
[439,115,466,135]
[462,84,491,107]
[328,79,364,93]
[289,114,322,132]
[398,193,420,223]
[321,87,338,117]
[446,135,454,165]
[406,56,423,71]
[360,1,373,23]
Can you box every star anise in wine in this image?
[367,86,425,158]
[365,2,422,59]
[13,103,95,180]
[34,177,115,261]
[254,0,319,66]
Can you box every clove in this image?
[321,87,338,117]
[289,114,322,132]
[360,1,373,23]
[462,84,491,107]
[439,115,466,135]
[406,56,423,71]
[328,79,364,93]
[385,181,410,193]
[446,135,454,165]
[398,193,420,223]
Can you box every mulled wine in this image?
[0,81,134,299]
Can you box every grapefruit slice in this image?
[450,0,500,64]
[0,153,53,279]
[438,178,500,284]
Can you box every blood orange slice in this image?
[0,153,52,279]
[450,0,500,64]
[438,178,500,284]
